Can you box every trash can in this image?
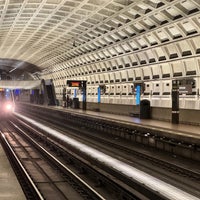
[140,100,151,119]
[72,98,79,109]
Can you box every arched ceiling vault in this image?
[0,0,199,78]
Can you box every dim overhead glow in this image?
[9,62,25,73]
[9,67,17,73]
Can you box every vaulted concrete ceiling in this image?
[0,0,199,78]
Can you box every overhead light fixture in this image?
[9,61,25,73]
[9,67,17,73]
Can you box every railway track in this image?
[0,121,108,200]
[0,119,161,200]
[15,109,200,198]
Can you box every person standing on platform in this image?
[66,95,70,108]
[62,87,67,107]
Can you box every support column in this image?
[172,80,179,124]
[82,81,87,111]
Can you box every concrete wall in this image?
[80,102,200,125]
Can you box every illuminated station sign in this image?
[67,80,86,87]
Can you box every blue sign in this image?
[74,89,77,98]
[136,85,140,105]
[97,87,101,103]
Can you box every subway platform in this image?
[0,143,26,200]
[58,106,200,140]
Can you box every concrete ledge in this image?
[79,102,200,126]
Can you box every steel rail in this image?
[14,112,200,200]
[0,131,44,200]
[23,109,200,181]
[12,115,150,200]
[10,120,106,200]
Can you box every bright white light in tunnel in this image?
[5,103,12,110]
[14,112,200,200]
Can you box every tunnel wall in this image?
[79,102,200,125]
